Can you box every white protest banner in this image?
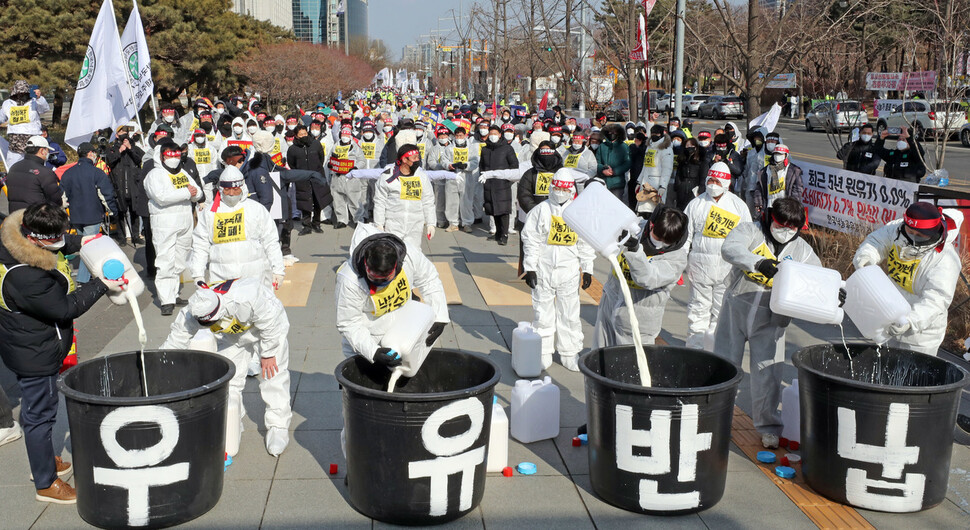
[797,159,918,234]
[765,73,797,89]
[865,72,904,91]
[872,99,902,118]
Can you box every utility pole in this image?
[673,0,686,120]
[491,0,499,105]
[579,1,588,116]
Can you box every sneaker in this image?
[298,226,313,236]
[761,433,779,449]
[35,478,76,504]
[0,421,23,447]
[160,304,174,316]
[497,236,508,246]
[130,237,145,245]
[508,228,517,235]
[175,297,189,306]
[54,456,72,477]
[265,427,289,456]
[461,225,473,233]
[445,225,459,232]
[561,355,580,372]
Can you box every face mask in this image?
[221,191,244,207]
[215,108,224,116]
[503,132,514,141]
[383,125,393,133]
[668,125,678,132]
[699,140,711,148]
[671,139,682,148]
[247,126,258,135]
[707,182,726,198]
[416,131,425,140]
[551,135,562,144]
[686,146,697,154]
[626,129,635,136]
[163,114,175,123]
[566,124,576,132]
[163,157,180,169]
[264,126,275,133]
[860,134,872,143]
[285,140,294,147]
[572,143,583,151]
[753,139,764,148]
[479,129,489,138]
[771,225,798,244]
[488,134,500,143]
[896,140,909,151]
[195,138,205,146]
[363,132,375,141]
[649,234,667,249]
[765,142,777,153]
[502,115,511,122]
[340,136,351,144]
[455,138,467,146]
[438,138,449,146]
[550,189,573,205]
[773,153,787,164]
[236,103,245,110]
[311,129,321,137]
[590,143,600,151]
[36,236,66,252]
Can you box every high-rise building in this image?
[326,0,368,50]
[292,0,328,43]
[233,0,293,31]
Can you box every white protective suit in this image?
[852,213,963,355]
[373,165,436,248]
[329,139,367,224]
[592,230,689,348]
[357,133,385,218]
[160,277,291,456]
[144,163,204,305]
[189,180,284,286]
[713,221,820,436]
[189,139,219,200]
[430,139,478,228]
[559,146,598,181]
[521,197,596,366]
[741,127,769,203]
[463,139,486,226]
[335,225,449,360]
[683,188,751,349]
[637,136,674,202]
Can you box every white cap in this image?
[707,162,732,185]
[26,136,49,149]
[252,130,275,153]
[188,289,223,322]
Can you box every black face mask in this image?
[296,136,310,147]
[650,135,661,142]
[685,146,697,154]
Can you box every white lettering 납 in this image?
[94,406,190,527]
[408,397,486,516]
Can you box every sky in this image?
[369,0,483,62]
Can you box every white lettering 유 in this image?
[838,403,926,512]
[615,404,712,511]
[94,406,190,527]
[408,397,486,517]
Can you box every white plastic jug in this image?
[843,266,911,344]
[511,322,543,378]
[380,300,436,378]
[562,181,642,258]
[511,376,560,443]
[769,261,845,325]
[79,233,145,305]
[780,379,800,443]
[486,396,509,472]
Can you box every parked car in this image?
[683,94,710,116]
[960,122,970,147]
[656,94,673,112]
[875,100,967,140]
[605,99,629,122]
[804,100,869,132]
[697,95,745,119]
[639,89,666,115]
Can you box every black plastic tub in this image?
[58,350,234,529]
[336,348,501,525]
[793,343,969,513]
[579,345,742,515]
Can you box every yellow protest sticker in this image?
[535,172,553,196]
[191,118,200,131]
[418,143,426,158]
[361,142,377,160]
[768,173,786,195]
[547,215,578,246]
[333,145,351,159]
[213,210,246,244]
[765,154,772,166]
[743,242,776,287]
[193,148,211,165]
[169,172,190,190]
[453,147,469,164]
[479,143,484,156]
[371,269,411,317]
[612,252,645,290]
[564,154,580,168]
[399,176,422,200]
[887,245,919,294]
[9,105,29,125]
[644,149,657,168]
[210,318,251,335]
[701,205,741,239]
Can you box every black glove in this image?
[755,259,780,279]
[373,347,402,367]
[620,229,640,252]
[426,322,447,346]
[582,272,593,290]
[524,271,538,289]
[838,287,847,307]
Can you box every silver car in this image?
[683,94,710,117]
[698,95,744,119]
[804,101,868,132]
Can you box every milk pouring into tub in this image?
[379,300,436,392]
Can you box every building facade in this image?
[327,0,368,49]
[232,0,293,30]
[292,0,329,43]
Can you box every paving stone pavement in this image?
[0,221,968,529]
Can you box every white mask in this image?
[773,153,787,164]
[771,226,798,243]
[626,129,635,136]
[572,143,583,151]
[672,139,682,148]
[699,140,711,148]
[550,188,573,205]
[264,126,275,133]
[488,134,500,143]
[363,132,375,141]
[860,134,872,142]
[310,129,321,137]
[221,191,244,207]
[247,126,258,135]
[896,140,909,150]
[706,182,726,198]
[439,138,449,146]
[233,126,244,135]
[39,237,66,251]
[765,142,777,153]
[195,138,205,146]
[649,234,667,249]
[285,140,293,147]
[340,135,351,144]
[668,125,678,132]
[163,157,180,169]
[551,135,562,144]
[215,108,224,116]
[383,125,393,133]
[287,124,297,131]
[566,124,576,132]
[416,130,425,139]
[590,143,600,151]
[163,114,175,123]
[455,138,467,146]
[479,129,489,137]
[503,132,514,141]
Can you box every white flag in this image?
[336,0,346,15]
[120,0,153,110]
[65,0,136,149]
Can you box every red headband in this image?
[904,214,943,230]
[398,149,419,162]
[162,149,181,158]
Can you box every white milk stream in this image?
[125,289,149,397]
[386,368,403,393]
[608,254,652,387]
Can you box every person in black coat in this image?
[706,133,743,181]
[627,132,648,209]
[671,137,709,210]
[516,141,562,273]
[877,128,926,183]
[479,124,519,246]
[286,126,328,235]
[105,130,145,243]
[836,124,882,175]
[5,137,63,214]
[0,204,122,503]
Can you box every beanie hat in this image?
[252,130,275,153]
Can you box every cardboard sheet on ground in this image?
[412,262,463,305]
[275,263,317,307]
[465,262,597,306]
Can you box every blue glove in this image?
[373,347,402,367]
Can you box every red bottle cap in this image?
[780,456,790,466]
[789,440,800,451]
[779,437,789,449]
[572,437,581,447]
[502,466,514,477]
[329,464,338,475]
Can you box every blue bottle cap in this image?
[516,462,537,475]
[493,396,498,405]
[775,465,796,479]
[102,259,126,280]
[578,434,588,445]
[756,451,776,464]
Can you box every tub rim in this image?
[579,345,743,396]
